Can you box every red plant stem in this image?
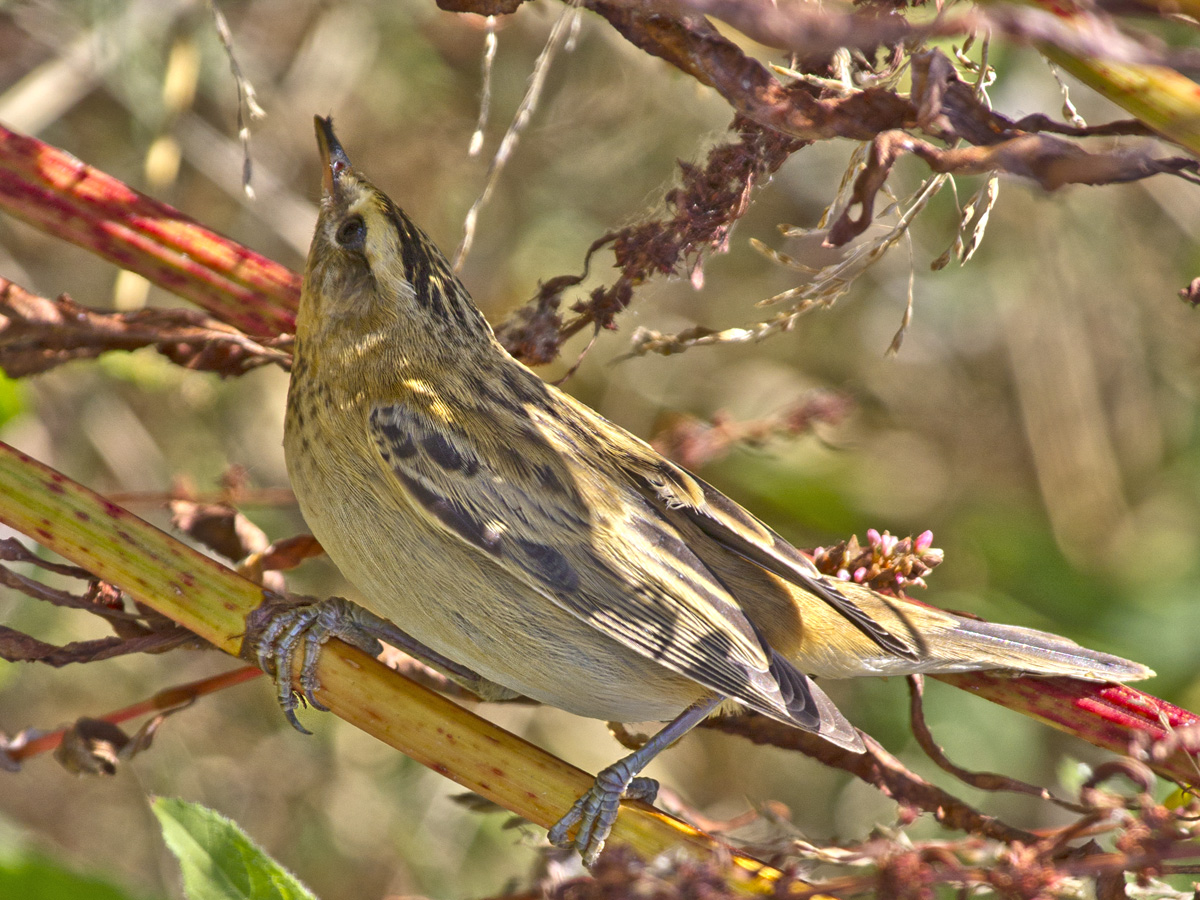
[0,124,299,336]
[940,673,1200,786]
[6,665,264,763]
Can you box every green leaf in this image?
[150,798,317,900]
[0,850,144,900]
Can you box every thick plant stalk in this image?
[1041,54,1200,155]
[0,124,298,336]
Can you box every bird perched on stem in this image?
[269,115,1152,866]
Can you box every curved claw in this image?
[249,597,359,732]
[548,764,659,866]
[282,705,313,736]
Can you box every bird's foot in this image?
[243,594,381,732]
[548,762,659,866]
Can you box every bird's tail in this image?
[779,578,1154,683]
[922,611,1153,681]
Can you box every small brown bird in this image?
[273,116,1152,865]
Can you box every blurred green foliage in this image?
[0,1,1197,898]
[0,847,153,900]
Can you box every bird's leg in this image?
[549,695,723,866]
[244,594,497,731]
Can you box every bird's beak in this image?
[314,115,352,197]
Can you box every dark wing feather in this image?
[367,398,817,728]
[625,458,924,661]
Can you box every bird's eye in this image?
[336,215,366,250]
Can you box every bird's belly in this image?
[289,451,706,723]
[341,539,705,722]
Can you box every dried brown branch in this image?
[588,2,917,143]
[0,536,93,580]
[0,538,160,633]
[656,0,1200,73]
[496,116,804,363]
[494,14,1195,363]
[0,552,106,613]
[821,50,1198,244]
[790,816,1200,900]
[908,675,1091,814]
[586,2,1200,148]
[0,625,194,666]
[703,712,1041,844]
[1008,113,1153,139]
[828,130,1199,246]
[0,534,201,666]
[0,278,292,378]
[579,35,1194,360]
[518,796,1200,900]
[649,392,852,470]
[449,0,1200,82]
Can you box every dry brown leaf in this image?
[169,500,270,562]
[0,278,291,378]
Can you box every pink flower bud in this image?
[915,530,934,553]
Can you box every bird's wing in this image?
[618,452,924,661]
[366,396,844,735]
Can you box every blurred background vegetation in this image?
[0,0,1198,898]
